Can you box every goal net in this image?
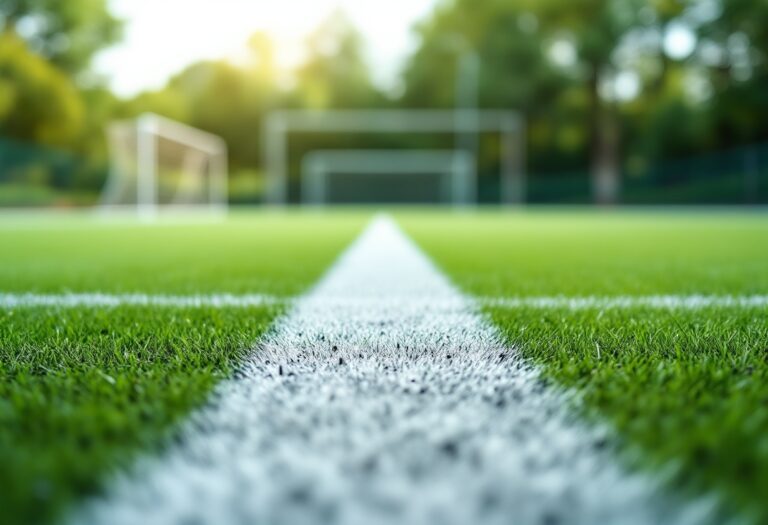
[101,113,228,218]
[301,150,476,205]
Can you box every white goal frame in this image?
[301,149,476,205]
[101,113,228,219]
[263,109,525,205]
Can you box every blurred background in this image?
[0,0,767,208]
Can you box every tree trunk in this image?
[588,63,621,205]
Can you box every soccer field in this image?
[400,211,768,522]
[0,212,368,525]
[2,209,768,525]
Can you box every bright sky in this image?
[94,0,438,97]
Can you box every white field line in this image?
[71,216,717,525]
[0,292,283,308]
[482,294,768,310]
[1,291,766,310]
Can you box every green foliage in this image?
[0,32,83,147]
[4,0,768,202]
[401,0,768,190]
[0,0,120,194]
[165,57,277,170]
[113,13,386,175]
[696,0,768,146]
[0,33,100,203]
[294,11,383,109]
[0,0,122,74]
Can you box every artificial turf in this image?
[400,210,768,523]
[1,305,277,525]
[4,209,768,524]
[0,211,367,294]
[0,211,366,525]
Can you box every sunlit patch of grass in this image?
[0,210,368,295]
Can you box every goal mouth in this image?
[101,113,228,220]
[301,150,476,205]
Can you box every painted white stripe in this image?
[0,292,282,308]
[1,291,765,310]
[482,294,768,310]
[71,216,717,525]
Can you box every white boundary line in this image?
[2,292,766,310]
[72,217,716,525]
[482,294,768,310]
[0,293,283,308]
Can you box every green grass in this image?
[0,210,367,294]
[5,208,768,524]
[1,305,277,525]
[400,210,768,296]
[0,211,366,525]
[400,210,768,523]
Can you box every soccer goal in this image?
[263,109,524,205]
[301,150,476,205]
[101,113,228,219]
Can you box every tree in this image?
[401,0,584,179]
[0,0,122,74]
[402,0,558,109]
[640,0,692,96]
[696,0,768,145]
[294,10,382,109]
[0,32,83,146]
[535,0,646,203]
[116,31,284,173]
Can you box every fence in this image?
[1,135,767,206]
[525,142,768,205]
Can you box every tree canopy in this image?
[0,32,83,146]
[3,0,768,204]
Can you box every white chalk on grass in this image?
[72,216,717,525]
[0,292,281,309]
[482,294,768,310]
[2,292,766,311]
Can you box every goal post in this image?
[101,113,228,219]
[263,109,525,206]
